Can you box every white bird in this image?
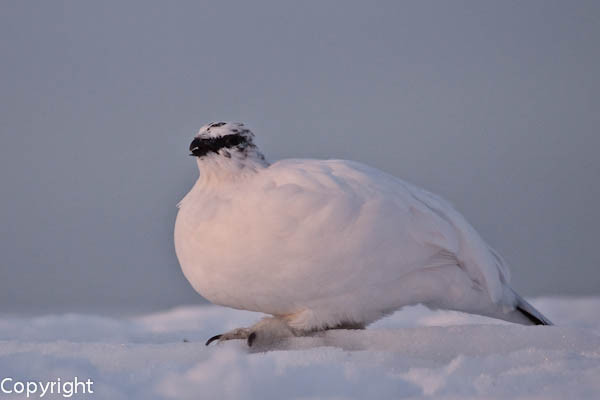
[174,122,552,347]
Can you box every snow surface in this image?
[0,297,599,399]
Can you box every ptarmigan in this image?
[174,122,552,347]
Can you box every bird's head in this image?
[190,122,256,157]
[189,122,268,177]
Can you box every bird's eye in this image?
[225,135,244,147]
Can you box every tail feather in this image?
[512,290,553,326]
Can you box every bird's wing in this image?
[258,159,510,304]
[401,180,511,303]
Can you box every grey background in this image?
[1,1,598,313]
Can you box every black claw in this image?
[205,334,222,346]
[247,332,257,347]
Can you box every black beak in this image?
[189,137,204,157]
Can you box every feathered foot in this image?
[205,317,297,347]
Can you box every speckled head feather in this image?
[187,122,269,182]
[195,122,254,140]
[189,122,263,160]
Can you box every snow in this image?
[1,298,599,399]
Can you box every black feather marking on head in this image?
[189,133,249,157]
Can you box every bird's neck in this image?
[194,150,270,187]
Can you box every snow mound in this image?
[0,297,599,399]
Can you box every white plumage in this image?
[175,122,551,346]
